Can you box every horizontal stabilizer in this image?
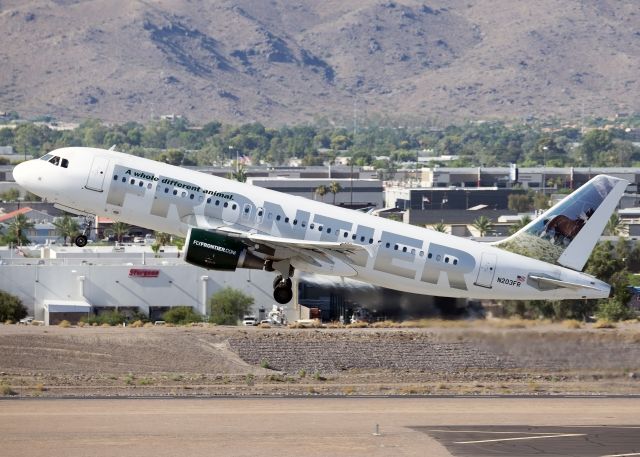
[528,273,600,291]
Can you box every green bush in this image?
[82,310,128,326]
[0,290,27,322]
[162,306,201,325]
[208,287,254,325]
[597,300,634,322]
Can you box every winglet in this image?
[495,175,628,271]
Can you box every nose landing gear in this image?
[74,215,95,247]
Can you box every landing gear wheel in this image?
[273,275,292,290]
[74,235,88,247]
[273,284,293,304]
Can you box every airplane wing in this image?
[206,226,371,254]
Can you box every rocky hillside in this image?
[1,0,639,125]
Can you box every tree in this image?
[0,290,27,322]
[315,185,328,202]
[508,194,531,212]
[508,215,532,235]
[208,287,254,325]
[53,215,79,245]
[328,181,342,205]
[472,216,493,237]
[228,166,247,183]
[430,222,447,233]
[605,214,627,236]
[4,213,33,246]
[109,222,130,242]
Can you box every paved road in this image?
[417,425,640,457]
[1,397,639,457]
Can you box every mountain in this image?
[1,0,639,125]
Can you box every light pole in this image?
[541,146,548,195]
[228,145,238,173]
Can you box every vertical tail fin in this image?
[495,175,628,271]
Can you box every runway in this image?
[1,397,639,457]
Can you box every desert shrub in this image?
[82,310,127,326]
[594,319,616,329]
[162,306,201,325]
[597,300,634,322]
[0,290,27,322]
[130,320,144,328]
[58,320,71,328]
[208,287,254,325]
[562,319,582,329]
[1,384,16,396]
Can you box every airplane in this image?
[12,147,628,305]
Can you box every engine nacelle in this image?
[184,228,264,271]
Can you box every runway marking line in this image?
[429,429,575,435]
[600,453,640,457]
[453,433,586,444]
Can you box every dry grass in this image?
[34,383,46,392]
[594,320,616,329]
[562,319,582,329]
[76,321,86,328]
[143,322,154,328]
[4,320,13,325]
[100,323,111,328]
[346,321,369,329]
[258,323,271,329]
[1,384,16,396]
[130,320,144,328]
[58,320,71,328]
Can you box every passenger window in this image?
[114,175,118,180]
[130,179,135,185]
[139,181,144,187]
[122,177,126,183]
[190,194,195,200]
[61,159,69,168]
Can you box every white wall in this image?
[0,261,291,322]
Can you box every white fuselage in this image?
[13,147,611,300]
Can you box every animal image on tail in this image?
[542,207,595,244]
[496,175,627,270]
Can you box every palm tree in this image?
[315,185,328,202]
[228,166,247,183]
[154,231,171,246]
[53,215,79,245]
[328,181,342,205]
[430,222,447,233]
[6,213,34,246]
[472,216,493,237]
[605,214,627,236]
[508,215,532,235]
[109,221,130,243]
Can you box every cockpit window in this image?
[48,156,60,166]
[61,158,69,168]
[40,154,53,161]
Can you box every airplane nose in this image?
[12,161,30,188]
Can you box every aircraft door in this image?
[85,156,110,192]
[474,252,497,288]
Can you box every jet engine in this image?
[184,228,264,271]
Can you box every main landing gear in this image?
[267,259,294,304]
[74,215,95,247]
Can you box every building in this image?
[246,177,384,208]
[420,167,639,192]
[386,187,526,211]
